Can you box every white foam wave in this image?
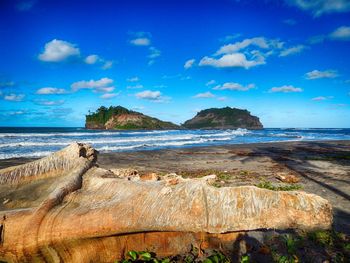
[0,132,243,148]
[0,151,53,159]
[0,130,174,138]
[98,136,232,151]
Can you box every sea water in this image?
[0,127,349,159]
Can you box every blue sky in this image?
[0,0,350,128]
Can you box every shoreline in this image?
[0,139,349,164]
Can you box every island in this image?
[182,107,263,129]
[85,106,263,130]
[85,106,180,130]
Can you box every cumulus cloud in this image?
[193,92,215,98]
[84,55,113,70]
[36,87,67,94]
[71,77,115,93]
[329,26,350,40]
[184,59,195,69]
[285,0,350,16]
[100,93,118,99]
[279,45,307,57]
[3,93,25,102]
[127,76,140,82]
[102,61,113,70]
[199,53,265,69]
[305,69,339,79]
[215,37,284,56]
[206,80,216,86]
[217,38,262,55]
[198,37,289,69]
[127,84,144,89]
[34,99,65,106]
[213,82,255,91]
[84,54,100,64]
[38,39,80,62]
[136,90,161,100]
[130,38,151,46]
[135,90,169,103]
[269,85,303,93]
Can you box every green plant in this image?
[256,181,302,191]
[240,254,250,263]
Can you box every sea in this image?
[0,127,349,159]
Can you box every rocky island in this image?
[182,107,263,129]
[85,106,179,130]
[86,106,263,130]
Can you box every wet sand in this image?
[1,140,349,233]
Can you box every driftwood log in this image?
[0,143,332,262]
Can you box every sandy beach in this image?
[1,140,349,234]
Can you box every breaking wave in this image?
[0,127,349,159]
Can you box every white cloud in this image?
[213,82,255,91]
[215,37,283,55]
[38,39,80,62]
[100,93,118,99]
[198,37,286,69]
[136,90,162,101]
[199,36,308,69]
[35,99,64,106]
[193,91,215,98]
[184,59,195,69]
[269,85,303,93]
[36,87,67,95]
[199,53,265,69]
[286,0,350,16]
[206,80,216,86]
[148,47,161,65]
[127,76,140,82]
[84,54,100,64]
[279,45,307,57]
[71,77,115,93]
[305,69,338,79]
[3,93,25,102]
[130,38,151,46]
[329,26,350,40]
[102,61,113,70]
[148,47,161,58]
[127,84,144,89]
[312,96,334,101]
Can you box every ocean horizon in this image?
[1,126,349,159]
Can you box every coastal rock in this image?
[276,172,300,183]
[85,105,179,130]
[0,144,332,262]
[182,107,263,129]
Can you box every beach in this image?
[1,140,349,234]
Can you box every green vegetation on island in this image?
[182,107,263,130]
[85,106,179,130]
